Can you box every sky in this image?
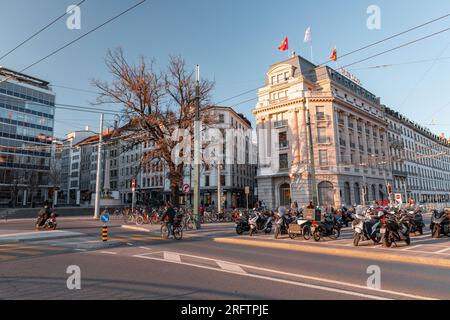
[1,0,450,138]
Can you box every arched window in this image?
[318,181,334,206]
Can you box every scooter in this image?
[249,211,272,236]
[352,209,382,246]
[430,209,449,238]
[274,212,296,239]
[235,211,252,235]
[36,212,58,231]
[380,211,410,247]
[311,213,340,242]
[407,208,425,235]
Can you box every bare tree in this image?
[93,48,216,207]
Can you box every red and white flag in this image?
[278,36,289,51]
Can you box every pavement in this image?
[0,215,449,300]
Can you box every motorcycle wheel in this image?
[265,228,272,234]
[353,233,361,247]
[373,235,381,244]
[313,230,321,242]
[174,227,183,240]
[432,225,441,239]
[302,225,312,240]
[274,226,280,239]
[383,235,393,248]
[405,236,411,245]
[333,228,341,239]
[135,216,144,226]
[236,226,243,235]
[249,227,255,237]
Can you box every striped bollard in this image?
[102,226,108,242]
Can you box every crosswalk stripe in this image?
[0,254,16,261]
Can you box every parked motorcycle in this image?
[274,208,297,239]
[287,218,312,240]
[430,209,450,238]
[235,211,251,235]
[311,212,341,242]
[249,210,273,236]
[352,207,382,246]
[406,208,425,235]
[380,210,411,247]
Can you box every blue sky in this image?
[1,0,450,138]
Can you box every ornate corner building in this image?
[253,54,392,209]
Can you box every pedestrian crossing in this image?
[0,243,69,262]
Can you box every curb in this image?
[0,232,85,243]
[120,225,161,237]
[213,237,450,269]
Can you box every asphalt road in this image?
[0,218,449,300]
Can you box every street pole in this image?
[193,65,201,229]
[305,93,318,206]
[94,113,104,219]
[217,162,221,214]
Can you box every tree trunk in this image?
[170,179,180,208]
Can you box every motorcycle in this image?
[339,206,354,227]
[380,210,411,247]
[235,211,251,235]
[430,209,450,238]
[249,210,272,236]
[274,212,297,239]
[311,212,341,242]
[406,208,425,235]
[35,212,58,231]
[352,208,382,246]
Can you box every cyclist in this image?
[161,201,176,239]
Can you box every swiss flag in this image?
[278,36,289,51]
[330,47,337,61]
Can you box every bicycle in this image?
[161,220,183,240]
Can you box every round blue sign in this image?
[101,213,110,223]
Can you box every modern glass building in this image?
[0,67,55,207]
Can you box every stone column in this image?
[291,109,301,164]
[343,113,351,164]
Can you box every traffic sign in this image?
[183,184,191,194]
[131,179,136,192]
[394,194,402,204]
[245,186,250,195]
[100,212,110,224]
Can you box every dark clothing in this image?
[161,207,176,223]
[37,207,52,227]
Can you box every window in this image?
[317,128,328,144]
[218,114,225,123]
[205,175,210,187]
[220,175,226,186]
[279,154,289,170]
[319,150,328,166]
[278,132,288,149]
[316,106,325,121]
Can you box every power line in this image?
[320,12,450,66]
[0,0,88,61]
[0,0,147,84]
[349,56,450,71]
[341,27,450,69]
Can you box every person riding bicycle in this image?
[160,201,176,238]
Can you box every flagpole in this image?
[310,40,314,63]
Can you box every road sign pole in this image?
[94,113,104,220]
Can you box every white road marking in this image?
[74,249,87,252]
[135,251,436,300]
[139,246,153,250]
[163,252,181,262]
[216,261,246,274]
[126,243,134,246]
[435,247,450,254]
[100,251,117,255]
[402,245,424,251]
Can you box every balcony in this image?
[274,120,288,128]
[338,119,344,126]
[392,169,408,178]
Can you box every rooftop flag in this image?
[304,27,312,43]
[278,36,289,51]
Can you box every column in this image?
[291,109,301,164]
[343,113,351,164]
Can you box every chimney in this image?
[85,125,90,131]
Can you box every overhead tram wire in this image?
[0,0,88,61]
[341,27,450,69]
[319,12,450,66]
[0,0,147,85]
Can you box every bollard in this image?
[102,226,108,242]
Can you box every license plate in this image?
[380,228,386,233]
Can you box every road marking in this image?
[74,249,87,252]
[126,243,134,246]
[0,254,15,261]
[136,254,389,300]
[402,245,424,251]
[216,261,246,274]
[163,252,181,262]
[435,247,450,254]
[100,251,117,255]
[139,246,153,250]
[138,251,436,300]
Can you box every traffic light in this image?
[387,184,393,195]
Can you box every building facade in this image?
[253,55,391,209]
[385,106,450,205]
[0,68,55,207]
